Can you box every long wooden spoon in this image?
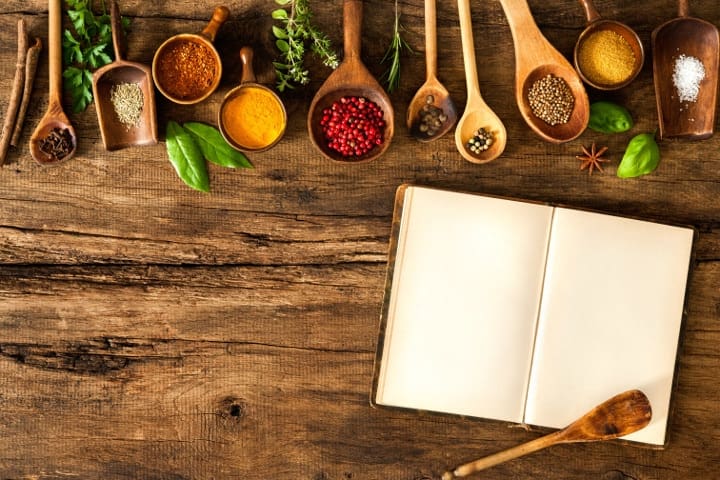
[307,0,394,163]
[406,0,457,142]
[498,0,589,143]
[29,0,77,165]
[454,0,506,164]
[442,389,652,479]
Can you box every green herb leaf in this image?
[62,0,130,112]
[617,133,661,179]
[271,8,288,20]
[589,101,633,133]
[380,0,413,92]
[183,122,253,169]
[166,121,210,192]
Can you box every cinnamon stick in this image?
[10,37,42,147]
[0,19,28,166]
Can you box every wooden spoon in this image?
[454,0,506,164]
[574,0,644,90]
[498,0,589,143]
[29,0,77,165]
[92,0,158,151]
[442,389,652,479]
[406,0,458,142]
[652,0,719,140]
[307,0,394,163]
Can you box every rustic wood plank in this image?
[1,0,719,478]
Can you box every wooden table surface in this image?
[1,1,718,478]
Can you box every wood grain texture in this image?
[0,1,719,479]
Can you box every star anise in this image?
[576,142,609,175]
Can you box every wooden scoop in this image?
[442,389,652,479]
[92,0,157,151]
[29,0,77,165]
[498,0,589,143]
[307,0,394,163]
[406,0,458,142]
[652,0,719,140]
[454,0,506,164]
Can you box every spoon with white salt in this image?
[652,0,719,140]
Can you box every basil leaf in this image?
[588,101,633,133]
[183,122,253,169]
[166,121,210,192]
[617,133,661,179]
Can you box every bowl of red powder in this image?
[152,7,228,104]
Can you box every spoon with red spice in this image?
[29,0,77,165]
[307,0,394,163]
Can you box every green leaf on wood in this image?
[166,121,210,192]
[183,122,253,169]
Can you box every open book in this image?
[372,185,695,446]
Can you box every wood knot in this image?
[218,396,247,422]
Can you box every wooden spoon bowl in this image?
[499,0,589,143]
[92,0,157,151]
[406,0,457,142]
[519,64,589,143]
[29,0,77,165]
[307,0,394,163]
[652,0,719,140]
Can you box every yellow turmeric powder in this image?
[221,86,285,150]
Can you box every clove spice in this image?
[39,127,74,161]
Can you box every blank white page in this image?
[375,186,553,422]
[524,207,693,445]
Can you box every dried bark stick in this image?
[11,37,43,147]
[0,19,28,166]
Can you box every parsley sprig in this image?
[62,0,129,112]
[271,0,339,92]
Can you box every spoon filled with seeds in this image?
[407,0,457,142]
[499,0,589,143]
[454,0,506,163]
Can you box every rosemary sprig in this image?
[381,0,412,93]
[271,0,339,92]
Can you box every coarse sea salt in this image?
[672,54,705,103]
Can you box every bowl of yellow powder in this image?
[218,47,287,152]
[574,21,644,90]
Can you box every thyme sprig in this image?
[381,0,412,93]
[272,0,339,92]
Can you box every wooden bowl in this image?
[151,7,229,105]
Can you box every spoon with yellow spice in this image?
[219,46,287,152]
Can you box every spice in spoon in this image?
[110,82,144,129]
[672,54,705,103]
[39,127,74,161]
[528,74,575,126]
[414,95,448,138]
[466,128,494,155]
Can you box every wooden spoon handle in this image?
[578,0,601,24]
[201,6,229,42]
[457,0,481,99]
[678,0,689,17]
[109,0,126,61]
[442,430,565,479]
[49,0,62,100]
[343,0,363,60]
[240,46,256,84]
[425,0,438,79]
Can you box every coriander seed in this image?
[527,74,575,126]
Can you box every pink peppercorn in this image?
[320,96,385,158]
